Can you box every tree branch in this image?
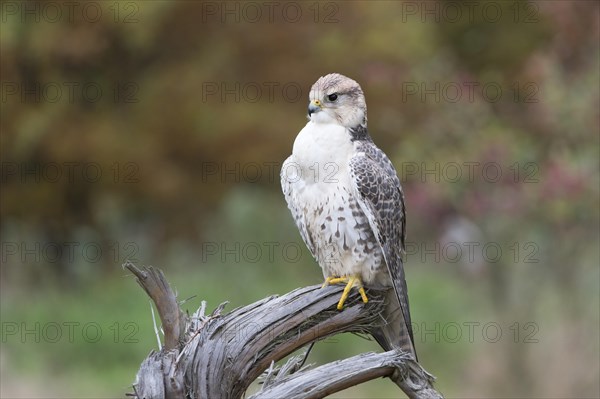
[124,263,443,398]
[124,261,184,350]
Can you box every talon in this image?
[337,276,355,310]
[328,276,349,285]
[358,286,368,304]
[321,276,336,288]
[324,275,369,310]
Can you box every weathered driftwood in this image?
[124,262,442,399]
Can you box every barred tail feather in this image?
[372,288,418,361]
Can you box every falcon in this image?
[280,73,417,358]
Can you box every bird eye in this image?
[327,93,338,102]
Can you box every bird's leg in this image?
[337,276,356,310]
[323,275,369,310]
[357,282,369,304]
[321,276,337,288]
[327,276,348,285]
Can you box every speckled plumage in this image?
[281,73,416,358]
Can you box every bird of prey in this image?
[280,73,417,358]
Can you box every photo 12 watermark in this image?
[200,241,304,264]
[404,240,540,265]
[411,321,540,344]
[1,162,141,184]
[401,81,540,104]
[398,1,539,24]
[200,161,281,184]
[1,81,140,105]
[1,1,140,24]
[199,1,340,24]
[201,81,303,104]
[1,321,140,344]
[399,161,540,184]
[1,241,140,264]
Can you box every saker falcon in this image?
[280,73,417,358]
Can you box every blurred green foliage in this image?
[1,1,599,397]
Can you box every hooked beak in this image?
[308,99,322,117]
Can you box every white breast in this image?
[291,121,354,177]
[283,121,387,285]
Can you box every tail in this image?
[371,288,418,361]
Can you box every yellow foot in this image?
[322,275,369,310]
[321,276,336,288]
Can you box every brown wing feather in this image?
[349,141,417,359]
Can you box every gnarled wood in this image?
[251,350,440,399]
[124,263,442,399]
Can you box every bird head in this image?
[308,73,367,129]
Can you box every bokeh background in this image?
[1,1,599,397]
